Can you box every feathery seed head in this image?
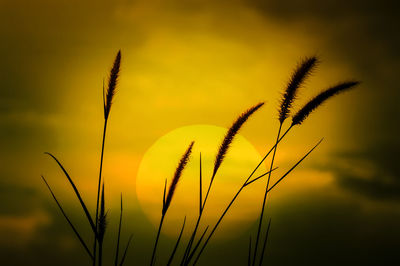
[162,141,194,215]
[212,102,264,178]
[104,50,121,119]
[279,56,318,123]
[292,81,359,126]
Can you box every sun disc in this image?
[136,124,266,240]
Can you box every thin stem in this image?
[167,217,186,266]
[190,225,209,261]
[150,214,165,266]
[267,138,323,194]
[115,194,123,266]
[93,120,108,266]
[181,212,201,265]
[252,123,282,266]
[244,167,278,187]
[182,153,202,265]
[202,172,215,210]
[199,153,202,214]
[98,241,103,266]
[98,183,106,266]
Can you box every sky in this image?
[0,0,399,265]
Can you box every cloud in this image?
[0,211,51,247]
[318,145,400,201]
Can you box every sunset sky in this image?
[0,0,399,265]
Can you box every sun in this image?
[136,124,267,240]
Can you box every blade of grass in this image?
[119,234,133,266]
[188,225,209,261]
[41,175,93,260]
[167,216,186,266]
[258,219,271,266]
[45,152,96,234]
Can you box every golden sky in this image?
[0,0,399,265]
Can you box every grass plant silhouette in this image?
[43,51,132,266]
[42,53,359,266]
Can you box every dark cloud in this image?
[245,0,400,103]
[317,145,400,200]
[0,182,39,215]
[245,0,400,203]
[247,0,399,19]
[264,195,400,265]
[337,171,400,201]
